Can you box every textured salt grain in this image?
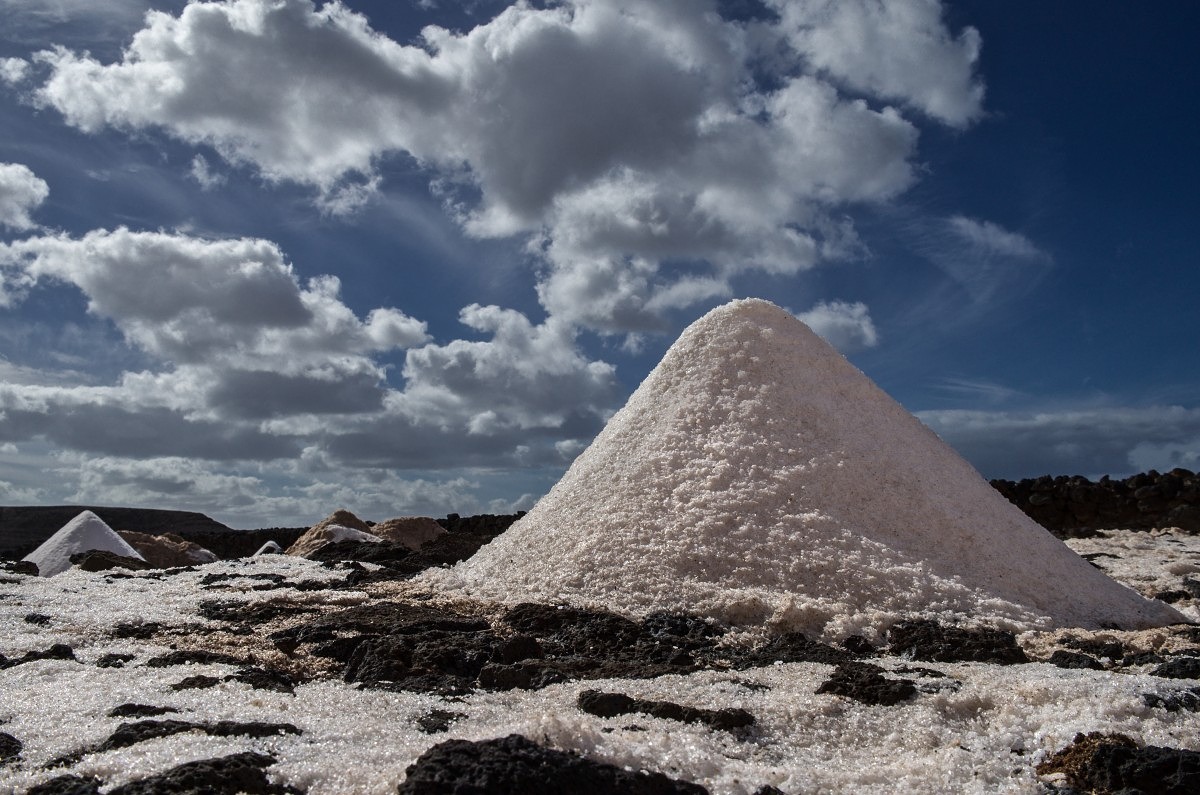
[425,299,1182,637]
[21,510,146,577]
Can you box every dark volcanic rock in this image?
[1048,650,1105,670]
[437,512,524,538]
[26,776,102,795]
[416,709,468,734]
[1151,656,1200,680]
[887,620,1028,665]
[1036,731,1200,794]
[1063,637,1126,661]
[108,703,180,718]
[171,674,222,690]
[68,550,152,572]
[100,719,301,751]
[96,653,136,668]
[2,559,40,576]
[0,731,21,763]
[398,733,708,795]
[1143,687,1200,713]
[145,649,249,667]
[106,751,296,795]
[815,662,917,706]
[0,644,78,669]
[743,631,854,667]
[199,598,314,624]
[577,690,755,732]
[992,468,1200,536]
[227,666,298,694]
[111,621,163,639]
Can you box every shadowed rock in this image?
[577,690,755,731]
[1036,732,1200,794]
[398,734,708,795]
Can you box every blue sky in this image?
[0,0,1197,528]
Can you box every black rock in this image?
[886,620,1028,664]
[26,776,102,795]
[100,719,301,752]
[1064,637,1126,661]
[111,622,163,640]
[491,634,543,665]
[744,631,853,667]
[815,662,917,706]
[577,690,755,732]
[398,733,708,794]
[171,674,222,690]
[2,560,39,576]
[416,709,468,734]
[96,653,136,668]
[344,631,499,694]
[0,644,78,669]
[106,751,297,795]
[1155,590,1192,604]
[227,666,297,694]
[1151,656,1200,679]
[108,703,180,718]
[198,598,314,624]
[840,635,875,655]
[1143,687,1200,712]
[0,731,21,763]
[145,649,249,667]
[1036,732,1200,794]
[1048,650,1105,670]
[1122,651,1166,667]
[68,550,152,572]
[24,612,51,625]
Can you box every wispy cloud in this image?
[946,216,1048,261]
[919,405,1200,479]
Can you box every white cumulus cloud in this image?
[0,162,49,231]
[27,0,982,333]
[795,300,879,353]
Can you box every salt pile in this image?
[21,510,145,577]
[287,510,381,557]
[431,299,1183,638]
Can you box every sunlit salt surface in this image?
[0,551,1197,794]
[427,299,1180,637]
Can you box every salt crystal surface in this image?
[427,299,1182,637]
[1,551,1196,794]
[21,510,146,577]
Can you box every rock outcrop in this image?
[118,531,218,568]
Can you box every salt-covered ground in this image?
[1,529,1197,795]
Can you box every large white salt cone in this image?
[426,299,1184,638]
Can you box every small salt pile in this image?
[22,510,146,577]
[427,299,1182,638]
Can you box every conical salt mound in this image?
[429,299,1183,638]
[22,510,146,578]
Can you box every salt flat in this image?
[0,529,1197,794]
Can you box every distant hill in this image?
[0,505,237,559]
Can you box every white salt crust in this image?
[22,511,145,578]
[0,552,1196,794]
[426,299,1182,638]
